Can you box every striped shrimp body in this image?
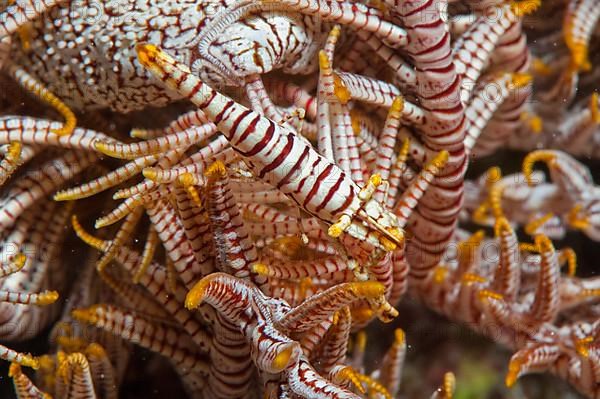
[137,43,404,252]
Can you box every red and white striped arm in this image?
[277,281,397,332]
[71,304,209,377]
[373,97,403,202]
[0,141,21,186]
[262,0,408,48]
[0,289,58,306]
[430,372,456,399]
[375,329,406,397]
[385,138,409,208]
[388,249,409,307]
[240,203,294,223]
[84,344,118,399]
[491,218,521,302]
[0,116,115,149]
[205,161,262,283]
[9,363,51,398]
[7,65,76,136]
[54,154,159,201]
[184,273,306,377]
[335,72,426,126]
[72,217,215,348]
[392,0,468,276]
[474,16,535,158]
[524,235,561,326]
[94,195,144,229]
[464,73,530,153]
[113,148,188,198]
[146,199,211,288]
[452,6,519,103]
[143,136,233,183]
[95,205,144,272]
[504,343,560,388]
[557,275,600,312]
[55,353,98,398]
[253,254,353,283]
[245,74,286,123]
[356,29,417,89]
[564,0,600,75]
[0,151,96,233]
[290,357,361,399]
[316,50,335,162]
[131,109,210,139]
[172,185,214,272]
[95,123,217,159]
[318,307,351,373]
[552,93,600,157]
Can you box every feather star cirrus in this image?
[0,0,599,398]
